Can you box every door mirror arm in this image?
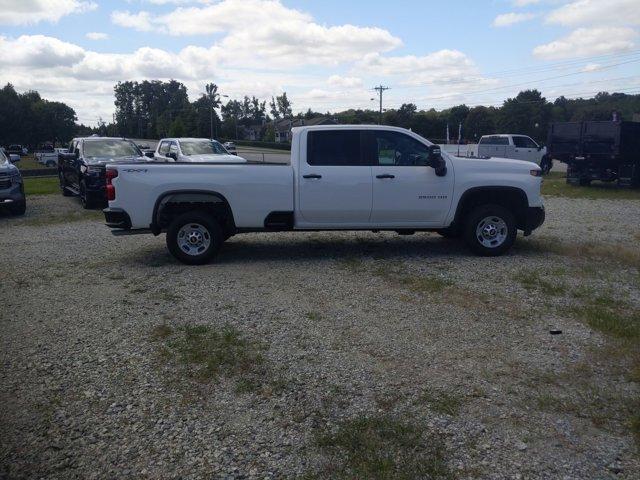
[427,145,447,177]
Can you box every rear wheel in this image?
[463,204,516,256]
[166,211,224,265]
[79,180,95,209]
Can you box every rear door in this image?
[368,130,454,225]
[297,129,372,225]
[478,136,508,158]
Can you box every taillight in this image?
[106,169,118,201]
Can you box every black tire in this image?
[79,180,95,209]
[46,161,56,168]
[59,172,73,196]
[436,227,460,239]
[166,211,224,265]
[463,204,517,257]
[10,200,26,216]
[540,155,552,175]
[578,177,591,187]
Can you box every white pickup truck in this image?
[103,125,545,264]
[478,134,552,174]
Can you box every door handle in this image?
[376,174,395,179]
[303,174,322,179]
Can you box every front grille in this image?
[0,174,11,189]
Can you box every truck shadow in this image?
[215,233,473,265]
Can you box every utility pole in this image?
[373,85,390,125]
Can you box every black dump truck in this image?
[547,121,640,187]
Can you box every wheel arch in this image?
[453,186,529,230]
[152,189,236,236]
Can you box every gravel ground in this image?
[1,194,639,479]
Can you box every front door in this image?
[368,130,454,225]
[297,129,372,226]
[512,136,539,163]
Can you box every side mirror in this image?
[144,151,155,158]
[427,145,447,177]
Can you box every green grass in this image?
[23,176,59,195]
[155,324,268,390]
[16,155,52,171]
[570,304,640,341]
[418,391,464,416]
[374,264,454,295]
[313,415,451,480]
[516,269,567,296]
[542,172,640,200]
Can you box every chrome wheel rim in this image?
[476,216,508,248]
[177,223,211,256]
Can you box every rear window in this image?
[480,136,509,146]
[307,130,362,166]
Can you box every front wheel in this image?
[540,155,553,175]
[10,200,26,216]
[166,211,224,265]
[463,204,516,256]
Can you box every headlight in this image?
[530,169,542,177]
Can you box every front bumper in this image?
[103,207,131,229]
[0,181,26,208]
[523,206,545,235]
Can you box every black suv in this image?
[58,137,150,208]
[0,149,26,215]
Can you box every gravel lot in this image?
[1,194,639,479]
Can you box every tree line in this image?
[2,80,639,149]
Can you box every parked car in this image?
[104,125,545,264]
[478,134,552,174]
[0,148,26,215]
[6,144,27,156]
[58,137,149,208]
[223,142,238,155]
[154,138,246,163]
[548,121,640,187]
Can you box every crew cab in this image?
[154,138,246,163]
[0,149,26,215]
[478,134,552,174]
[104,126,545,264]
[58,137,149,208]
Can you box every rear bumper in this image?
[523,206,545,235]
[103,207,131,229]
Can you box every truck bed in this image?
[110,162,294,229]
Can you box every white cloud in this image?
[533,27,637,59]
[513,0,540,6]
[546,0,640,27]
[111,10,155,32]
[493,12,536,27]
[327,75,363,88]
[85,32,108,40]
[112,0,402,68]
[0,0,96,25]
[581,63,601,72]
[0,35,85,67]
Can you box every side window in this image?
[307,130,362,166]
[374,131,429,166]
[159,141,170,155]
[513,136,538,148]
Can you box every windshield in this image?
[180,140,227,156]
[84,140,140,158]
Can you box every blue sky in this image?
[1,0,638,125]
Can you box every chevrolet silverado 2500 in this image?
[103,125,545,264]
